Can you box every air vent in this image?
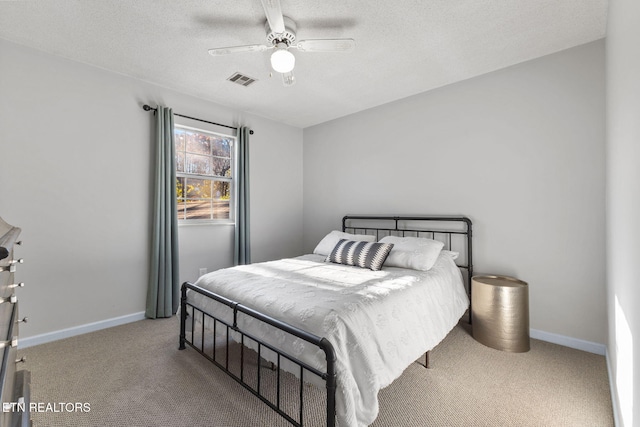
[227,72,257,87]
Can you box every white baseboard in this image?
[18,311,147,349]
[530,328,606,355]
[605,348,621,427]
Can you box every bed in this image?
[179,215,473,427]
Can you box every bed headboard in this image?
[342,215,473,297]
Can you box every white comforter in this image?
[189,252,469,427]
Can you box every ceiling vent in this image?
[227,72,257,87]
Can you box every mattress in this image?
[189,251,469,427]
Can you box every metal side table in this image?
[471,275,530,353]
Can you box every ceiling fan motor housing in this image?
[266,16,297,46]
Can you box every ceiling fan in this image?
[208,0,355,86]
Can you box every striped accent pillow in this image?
[326,239,394,271]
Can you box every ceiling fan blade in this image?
[295,39,355,52]
[208,44,271,56]
[282,71,296,87]
[260,0,286,34]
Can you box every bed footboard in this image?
[179,282,337,427]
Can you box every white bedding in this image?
[189,252,469,427]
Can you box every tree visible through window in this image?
[175,125,235,221]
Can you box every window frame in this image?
[174,124,236,225]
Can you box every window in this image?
[174,125,235,222]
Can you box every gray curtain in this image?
[146,106,180,318]
[234,127,251,265]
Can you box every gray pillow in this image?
[326,239,394,271]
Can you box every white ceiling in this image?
[0,0,608,128]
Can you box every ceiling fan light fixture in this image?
[270,44,295,73]
[207,3,355,86]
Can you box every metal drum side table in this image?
[471,275,530,353]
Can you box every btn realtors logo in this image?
[3,402,91,413]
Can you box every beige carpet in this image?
[20,317,613,426]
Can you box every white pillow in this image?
[379,236,444,271]
[441,250,459,260]
[313,231,376,256]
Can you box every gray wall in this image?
[0,35,610,355]
[0,39,304,338]
[606,0,640,425]
[303,40,606,345]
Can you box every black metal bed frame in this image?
[342,215,474,315]
[179,283,336,427]
[179,215,472,427]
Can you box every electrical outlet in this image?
[199,268,207,277]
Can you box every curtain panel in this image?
[146,106,180,318]
[234,126,251,265]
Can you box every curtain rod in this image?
[142,104,254,135]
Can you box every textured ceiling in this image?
[0,0,608,128]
